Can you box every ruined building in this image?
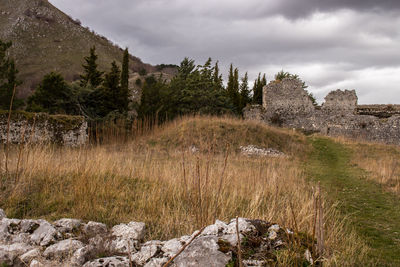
[244,78,400,145]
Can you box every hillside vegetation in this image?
[0,0,155,97]
[0,116,381,266]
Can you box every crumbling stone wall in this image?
[244,78,400,145]
[0,111,87,146]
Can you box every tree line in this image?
[1,38,314,123]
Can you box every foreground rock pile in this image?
[240,145,286,157]
[0,209,315,266]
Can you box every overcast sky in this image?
[49,0,400,104]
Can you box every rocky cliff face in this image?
[244,78,400,145]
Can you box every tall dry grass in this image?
[350,143,400,195]
[0,116,368,265]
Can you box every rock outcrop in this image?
[0,209,316,267]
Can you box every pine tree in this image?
[212,61,223,90]
[80,46,103,88]
[121,48,129,92]
[102,61,128,113]
[0,40,23,109]
[239,72,250,111]
[252,73,262,104]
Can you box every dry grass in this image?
[0,116,368,265]
[349,142,400,195]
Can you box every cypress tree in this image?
[239,72,250,111]
[80,46,103,88]
[121,48,129,92]
[252,73,262,104]
[213,61,223,90]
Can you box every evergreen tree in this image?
[226,64,240,113]
[212,61,223,90]
[121,48,129,93]
[252,73,262,104]
[101,61,128,114]
[239,72,251,111]
[80,46,103,88]
[0,40,23,109]
[27,72,75,114]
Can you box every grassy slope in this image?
[0,0,155,97]
[306,137,400,266]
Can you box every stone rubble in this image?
[0,208,316,266]
[240,145,286,157]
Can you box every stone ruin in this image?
[0,111,87,146]
[244,78,400,145]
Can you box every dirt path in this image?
[306,137,400,266]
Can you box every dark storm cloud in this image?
[48,0,400,104]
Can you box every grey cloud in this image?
[48,0,400,104]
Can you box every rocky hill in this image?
[0,0,174,98]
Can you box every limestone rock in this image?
[144,257,168,267]
[20,220,41,234]
[0,209,5,220]
[109,237,139,254]
[225,217,256,234]
[71,245,94,266]
[131,242,160,265]
[30,220,59,246]
[0,242,34,265]
[19,248,41,264]
[161,235,190,257]
[112,221,146,241]
[171,236,230,267]
[54,218,82,232]
[83,221,108,236]
[43,239,84,260]
[30,259,44,267]
[82,256,130,267]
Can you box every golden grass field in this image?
[0,116,375,265]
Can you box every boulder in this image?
[54,218,82,232]
[111,221,146,241]
[71,245,94,266]
[171,236,230,267]
[30,220,59,246]
[0,242,34,266]
[83,221,108,237]
[19,248,41,264]
[131,242,161,265]
[82,256,130,267]
[30,259,44,267]
[144,257,168,267]
[161,235,190,257]
[43,238,84,260]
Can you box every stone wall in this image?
[244,78,400,145]
[0,111,87,146]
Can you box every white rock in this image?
[82,256,130,267]
[112,221,146,240]
[20,220,41,233]
[226,218,255,234]
[172,236,231,267]
[71,245,93,266]
[30,259,44,267]
[304,249,314,265]
[268,231,277,240]
[268,224,280,232]
[144,257,168,267]
[243,259,265,266]
[83,221,108,236]
[30,220,59,246]
[0,209,5,220]
[54,218,82,232]
[43,238,84,260]
[161,236,190,258]
[19,248,41,264]
[0,242,33,265]
[131,243,160,265]
[109,237,139,254]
